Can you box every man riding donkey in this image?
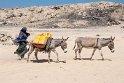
[14,27,30,59]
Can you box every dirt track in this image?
[0,26,124,83]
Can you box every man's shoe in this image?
[14,51,17,54]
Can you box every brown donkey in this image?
[73,36,115,60]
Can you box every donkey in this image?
[27,37,69,63]
[73,36,115,60]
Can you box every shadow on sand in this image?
[74,58,112,61]
[31,59,66,63]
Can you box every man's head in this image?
[21,27,27,32]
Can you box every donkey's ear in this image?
[61,40,64,43]
[65,37,69,41]
[62,36,64,40]
[112,37,115,41]
[110,36,112,39]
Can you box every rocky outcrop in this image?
[0,1,123,28]
[0,32,13,45]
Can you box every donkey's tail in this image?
[73,41,76,50]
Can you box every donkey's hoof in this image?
[79,58,82,60]
[48,60,51,63]
[73,58,77,60]
[102,59,104,60]
[63,61,66,63]
[90,58,93,60]
[56,61,59,63]
[17,58,21,60]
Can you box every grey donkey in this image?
[27,37,69,63]
[73,36,115,60]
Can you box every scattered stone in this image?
[0,1,123,28]
[121,26,124,28]
[0,32,14,45]
[96,34,100,36]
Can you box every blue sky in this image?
[0,0,123,8]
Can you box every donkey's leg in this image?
[90,48,96,60]
[74,48,79,60]
[99,49,104,60]
[48,51,51,63]
[78,47,82,60]
[34,49,39,62]
[74,45,82,60]
[53,50,59,63]
[27,46,34,62]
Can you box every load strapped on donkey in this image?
[32,32,53,51]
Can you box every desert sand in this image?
[0,25,124,83]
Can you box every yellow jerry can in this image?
[33,35,47,44]
[33,32,52,45]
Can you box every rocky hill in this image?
[0,1,124,28]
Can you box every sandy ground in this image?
[0,25,124,83]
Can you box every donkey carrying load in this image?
[27,37,69,63]
[73,36,115,60]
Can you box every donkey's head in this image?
[107,36,115,53]
[60,37,69,53]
